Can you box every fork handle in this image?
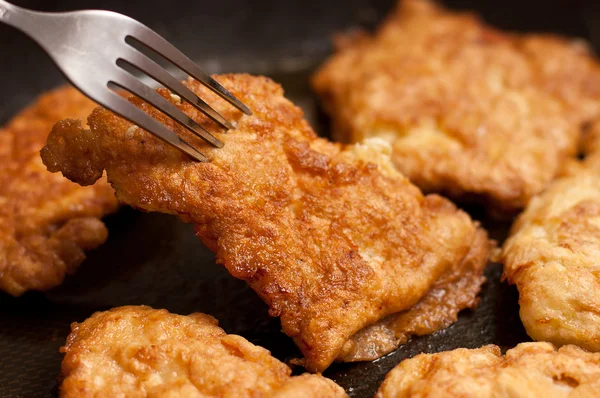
[0,1,48,43]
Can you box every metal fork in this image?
[0,0,251,161]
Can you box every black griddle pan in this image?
[0,1,597,396]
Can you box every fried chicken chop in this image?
[60,306,347,397]
[375,342,600,397]
[41,74,489,372]
[501,143,600,351]
[313,0,600,216]
[0,86,117,296]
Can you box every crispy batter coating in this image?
[338,229,486,362]
[41,74,489,372]
[501,166,600,351]
[0,87,117,296]
[375,342,600,397]
[313,0,600,215]
[60,306,347,397]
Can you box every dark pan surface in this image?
[0,1,596,397]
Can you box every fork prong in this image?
[99,89,207,161]
[126,31,252,115]
[119,51,235,130]
[111,70,224,148]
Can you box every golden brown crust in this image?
[501,170,600,352]
[42,74,489,372]
[375,342,600,397]
[338,223,487,362]
[60,306,347,398]
[313,0,600,215]
[501,116,600,353]
[0,86,118,296]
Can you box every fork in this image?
[0,0,251,161]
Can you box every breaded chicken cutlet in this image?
[501,128,600,351]
[313,0,600,216]
[60,306,347,397]
[0,87,117,296]
[41,74,490,372]
[375,342,600,397]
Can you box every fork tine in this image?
[126,32,252,115]
[111,70,224,148]
[119,50,235,130]
[99,89,208,161]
